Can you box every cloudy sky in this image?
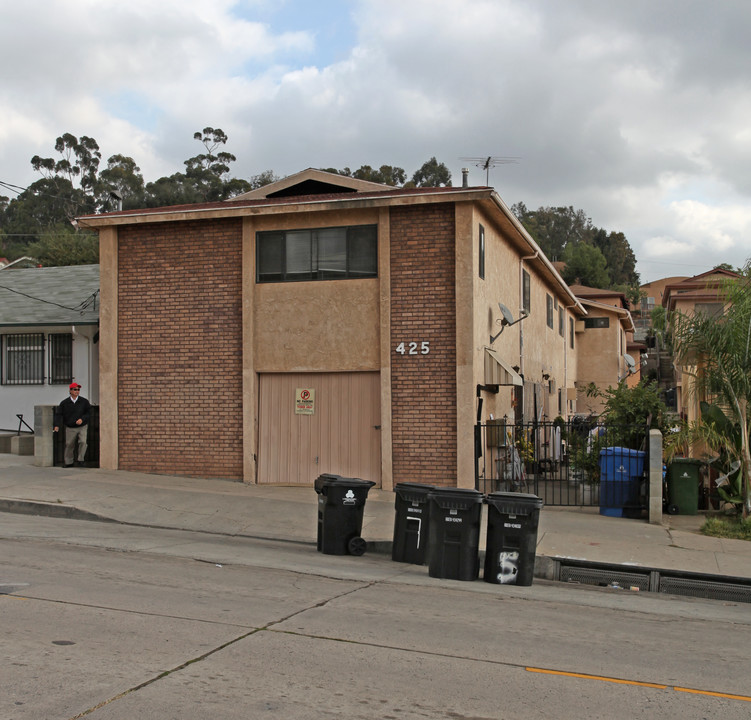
[1,0,750,282]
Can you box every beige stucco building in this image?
[80,169,586,488]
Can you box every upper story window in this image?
[257,225,377,283]
[569,318,575,348]
[694,302,724,319]
[584,317,610,329]
[546,294,554,329]
[558,306,564,337]
[478,224,485,280]
[522,270,531,315]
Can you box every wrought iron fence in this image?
[475,417,651,510]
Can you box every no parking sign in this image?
[295,388,315,415]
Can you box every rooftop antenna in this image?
[459,156,520,185]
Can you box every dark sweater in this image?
[55,396,91,428]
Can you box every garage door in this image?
[257,372,381,486]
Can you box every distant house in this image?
[663,268,740,425]
[568,284,637,414]
[0,264,100,431]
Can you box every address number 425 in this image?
[395,341,430,355]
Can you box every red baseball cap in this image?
[69,382,82,389]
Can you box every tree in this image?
[591,229,639,286]
[561,241,610,288]
[411,157,452,187]
[320,164,406,186]
[512,203,593,261]
[97,154,145,211]
[26,224,99,266]
[671,262,751,517]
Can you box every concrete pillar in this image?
[648,429,663,525]
[33,405,55,467]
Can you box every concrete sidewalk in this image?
[1,454,749,582]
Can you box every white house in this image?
[0,264,99,431]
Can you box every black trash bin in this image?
[392,482,434,564]
[314,474,376,556]
[426,487,484,581]
[484,492,544,586]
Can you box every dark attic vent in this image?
[266,179,359,198]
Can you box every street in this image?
[1,512,750,719]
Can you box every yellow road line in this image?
[526,667,667,689]
[674,687,751,703]
[526,667,751,702]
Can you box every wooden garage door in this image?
[257,372,381,486]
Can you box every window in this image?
[2,333,44,385]
[546,294,554,329]
[478,224,485,280]
[257,225,377,282]
[49,333,73,384]
[584,317,610,329]
[694,302,724,319]
[569,318,574,348]
[522,270,530,315]
[558,307,564,337]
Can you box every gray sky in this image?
[2,0,750,282]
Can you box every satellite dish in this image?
[498,303,515,326]
[490,302,528,344]
[624,354,636,372]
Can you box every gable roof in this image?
[661,267,740,309]
[231,168,391,201]
[569,283,629,309]
[0,264,100,327]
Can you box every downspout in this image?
[564,304,578,417]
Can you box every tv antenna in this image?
[459,156,520,185]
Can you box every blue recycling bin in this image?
[599,447,645,517]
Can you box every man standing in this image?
[54,382,91,468]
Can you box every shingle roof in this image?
[0,264,100,327]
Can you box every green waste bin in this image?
[666,458,702,515]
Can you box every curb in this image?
[0,498,116,524]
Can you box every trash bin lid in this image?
[485,491,544,514]
[598,447,645,458]
[394,482,435,502]
[314,474,375,493]
[427,487,484,509]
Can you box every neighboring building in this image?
[663,268,740,425]
[568,284,637,414]
[79,169,587,488]
[0,264,100,431]
[634,276,689,340]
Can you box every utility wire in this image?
[0,284,99,312]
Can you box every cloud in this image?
[2,0,751,280]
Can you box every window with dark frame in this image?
[49,333,73,384]
[522,269,531,315]
[256,225,378,282]
[558,307,564,337]
[478,224,485,280]
[569,317,575,348]
[2,333,45,385]
[546,294,554,329]
[584,317,610,329]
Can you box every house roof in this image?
[578,297,635,333]
[661,268,740,310]
[569,284,629,309]
[77,169,586,315]
[231,168,392,200]
[0,264,100,327]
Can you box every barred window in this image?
[49,333,73,384]
[3,333,44,385]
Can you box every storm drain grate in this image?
[560,566,650,591]
[659,576,751,603]
[555,559,751,604]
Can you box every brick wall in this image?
[117,219,244,479]
[389,204,457,486]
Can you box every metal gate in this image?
[475,417,650,509]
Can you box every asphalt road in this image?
[2,513,750,719]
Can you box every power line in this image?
[0,284,99,313]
